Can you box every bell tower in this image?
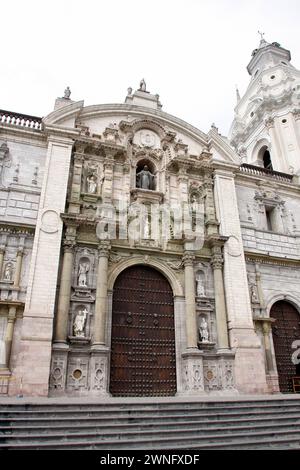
[229,35,300,176]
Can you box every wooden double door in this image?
[109,265,177,397]
[271,301,300,393]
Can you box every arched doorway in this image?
[109,265,176,397]
[271,300,300,393]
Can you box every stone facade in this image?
[1,37,300,398]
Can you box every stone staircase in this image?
[0,396,300,450]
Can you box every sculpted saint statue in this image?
[139,79,146,92]
[87,172,98,194]
[73,308,88,337]
[3,263,13,282]
[199,317,209,343]
[78,262,90,287]
[64,86,71,99]
[251,285,259,303]
[136,165,155,190]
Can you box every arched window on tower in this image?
[257,145,273,171]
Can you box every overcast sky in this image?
[1,0,299,136]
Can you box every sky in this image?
[1,0,299,136]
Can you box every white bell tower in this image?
[229,35,300,176]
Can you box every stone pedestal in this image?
[89,346,110,396]
[49,343,69,396]
[203,350,237,394]
[181,350,205,394]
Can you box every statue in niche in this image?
[191,194,199,228]
[199,317,209,343]
[73,307,88,337]
[3,262,13,282]
[250,285,259,303]
[86,170,98,194]
[139,78,146,92]
[136,165,155,190]
[196,272,205,297]
[78,262,90,287]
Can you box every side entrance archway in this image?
[271,300,300,393]
[109,265,177,397]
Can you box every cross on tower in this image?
[258,30,265,40]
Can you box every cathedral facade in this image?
[0,37,300,398]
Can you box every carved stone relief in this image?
[49,354,67,392]
[66,357,89,392]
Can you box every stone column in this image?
[54,240,75,343]
[183,252,198,349]
[4,305,17,368]
[13,248,24,287]
[0,247,5,279]
[93,241,111,346]
[262,321,275,373]
[211,244,229,350]
[255,263,265,308]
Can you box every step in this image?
[1,403,300,419]
[1,428,300,450]
[1,414,300,434]
[1,421,300,444]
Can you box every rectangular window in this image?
[265,207,276,231]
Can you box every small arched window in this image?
[263,149,273,170]
[257,145,273,170]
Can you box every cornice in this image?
[245,252,300,267]
[78,103,209,146]
[42,100,84,126]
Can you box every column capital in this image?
[16,247,24,257]
[8,305,17,321]
[262,321,272,335]
[63,239,76,253]
[182,252,195,267]
[98,241,111,257]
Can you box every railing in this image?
[240,163,293,183]
[0,109,42,130]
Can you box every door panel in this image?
[110,265,176,397]
[271,301,300,393]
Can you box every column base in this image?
[49,344,69,395]
[0,368,11,396]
